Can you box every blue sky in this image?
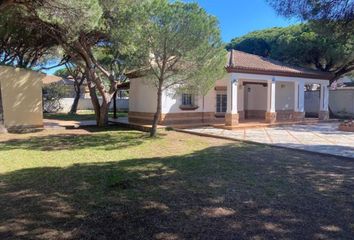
[185,0,297,42]
[45,0,297,74]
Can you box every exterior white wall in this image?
[275,81,294,110]
[329,88,354,115]
[52,98,129,113]
[306,88,354,117]
[129,78,157,113]
[243,84,267,110]
[237,82,244,111]
[129,72,328,115]
[161,88,202,113]
[161,73,232,114]
[242,81,295,111]
[214,73,245,111]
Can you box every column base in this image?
[265,111,277,123]
[293,111,305,121]
[319,111,329,120]
[225,113,239,126]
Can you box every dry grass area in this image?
[0,127,353,240]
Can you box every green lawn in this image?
[0,128,353,239]
[44,110,128,121]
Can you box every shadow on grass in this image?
[1,143,354,239]
[0,128,149,151]
[44,112,128,122]
[275,143,354,158]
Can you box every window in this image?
[180,93,198,110]
[182,93,193,106]
[216,93,227,113]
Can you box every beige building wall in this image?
[0,66,44,128]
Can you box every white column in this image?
[320,84,329,111]
[298,81,305,112]
[227,75,238,114]
[267,78,276,112]
[238,83,244,111]
[294,81,299,111]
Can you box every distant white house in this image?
[331,75,354,89]
[42,75,129,113]
[42,75,89,98]
[128,50,332,126]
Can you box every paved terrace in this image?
[180,123,354,159]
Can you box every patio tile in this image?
[181,123,354,159]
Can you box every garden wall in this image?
[55,98,129,113]
[329,88,354,117]
[305,88,354,117]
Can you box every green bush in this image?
[43,83,67,113]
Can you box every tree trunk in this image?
[150,81,163,137]
[69,77,85,115]
[202,96,205,123]
[65,40,118,127]
[113,90,117,119]
[87,81,101,125]
[69,88,81,114]
[330,63,354,84]
[98,102,109,127]
[98,93,113,127]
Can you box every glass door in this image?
[216,92,227,116]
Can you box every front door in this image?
[216,92,227,116]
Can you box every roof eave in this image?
[226,66,333,80]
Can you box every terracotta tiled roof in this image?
[226,50,333,80]
[42,75,80,85]
[42,75,64,85]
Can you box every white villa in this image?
[128,50,332,127]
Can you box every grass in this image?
[0,128,353,239]
[44,110,128,121]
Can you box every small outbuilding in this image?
[0,66,45,131]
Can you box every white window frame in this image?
[181,93,194,106]
[216,91,227,114]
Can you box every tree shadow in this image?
[0,128,149,151]
[275,143,354,159]
[0,144,354,239]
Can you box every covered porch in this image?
[224,73,331,127]
[223,50,332,127]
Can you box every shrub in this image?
[43,83,66,113]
